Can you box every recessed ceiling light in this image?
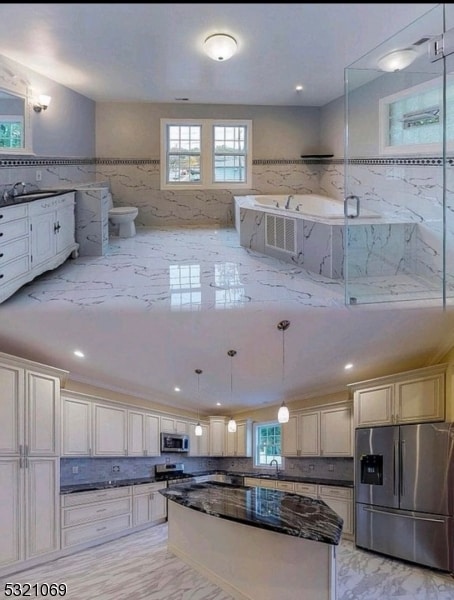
[344,363,353,370]
[216,402,221,406]
[74,350,85,358]
[174,387,181,392]
[295,85,303,92]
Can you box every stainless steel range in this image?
[154,462,195,485]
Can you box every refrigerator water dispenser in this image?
[360,454,383,485]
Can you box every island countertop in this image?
[160,481,343,545]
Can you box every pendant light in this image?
[277,320,290,424]
[227,350,237,433]
[194,369,203,436]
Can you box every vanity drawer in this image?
[257,479,276,488]
[132,482,166,495]
[62,497,131,527]
[275,481,294,492]
[0,255,29,284]
[62,486,131,507]
[318,485,352,499]
[294,483,318,496]
[0,204,27,223]
[0,237,29,264]
[61,514,132,548]
[0,217,28,243]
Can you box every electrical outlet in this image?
[328,464,334,472]
[112,465,120,473]
[72,466,79,474]
[309,464,315,471]
[289,462,295,469]
[36,170,42,181]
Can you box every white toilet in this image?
[107,192,138,238]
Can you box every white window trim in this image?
[253,420,285,470]
[160,118,252,190]
[379,74,454,156]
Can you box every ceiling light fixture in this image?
[277,320,290,424]
[194,369,203,437]
[33,94,52,113]
[174,386,181,392]
[204,33,237,61]
[74,350,84,358]
[344,363,353,370]
[377,48,418,72]
[295,85,303,92]
[227,349,237,433]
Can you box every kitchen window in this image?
[160,118,252,190]
[253,421,284,469]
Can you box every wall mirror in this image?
[0,59,33,154]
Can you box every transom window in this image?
[253,421,284,469]
[161,118,252,190]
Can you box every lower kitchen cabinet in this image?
[132,483,167,527]
[0,457,59,573]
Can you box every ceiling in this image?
[0,3,439,107]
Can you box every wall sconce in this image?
[377,49,418,72]
[204,34,237,61]
[33,94,52,113]
[277,320,290,424]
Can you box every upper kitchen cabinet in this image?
[349,364,447,428]
[282,403,353,457]
[225,419,252,457]
[188,422,210,457]
[209,417,226,456]
[160,416,188,434]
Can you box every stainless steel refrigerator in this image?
[355,422,454,572]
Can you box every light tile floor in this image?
[1,525,453,600]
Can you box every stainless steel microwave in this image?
[160,432,190,453]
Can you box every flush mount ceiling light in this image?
[204,33,237,61]
[194,369,203,437]
[227,349,237,432]
[377,48,418,72]
[277,320,290,424]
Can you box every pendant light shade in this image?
[227,349,237,433]
[194,369,203,436]
[377,48,418,72]
[277,320,290,424]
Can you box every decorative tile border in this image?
[1,156,453,168]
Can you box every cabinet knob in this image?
[0,214,3,219]
[0,253,4,258]
[0,274,3,279]
[0,232,3,236]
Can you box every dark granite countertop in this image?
[161,481,343,545]
[60,477,163,495]
[235,472,354,488]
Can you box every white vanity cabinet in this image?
[0,352,68,577]
[350,364,447,428]
[0,191,79,304]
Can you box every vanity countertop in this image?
[161,481,343,545]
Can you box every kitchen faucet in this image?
[269,458,280,476]
[3,181,26,201]
[285,194,294,209]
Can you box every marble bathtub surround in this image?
[161,481,343,545]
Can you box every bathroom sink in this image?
[3,189,72,205]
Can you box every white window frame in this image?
[379,74,454,155]
[253,420,285,470]
[160,118,252,190]
[0,114,24,150]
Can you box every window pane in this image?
[214,155,246,182]
[214,125,246,152]
[255,423,283,467]
[168,125,201,152]
[168,154,201,183]
[0,120,23,148]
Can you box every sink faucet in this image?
[285,194,294,209]
[3,181,26,201]
[269,459,280,476]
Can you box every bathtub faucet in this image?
[295,204,303,212]
[285,194,294,209]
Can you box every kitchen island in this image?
[160,481,343,600]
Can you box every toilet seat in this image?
[109,207,138,216]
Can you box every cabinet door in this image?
[26,371,60,456]
[354,385,394,427]
[225,428,236,456]
[144,414,160,456]
[209,419,225,456]
[56,201,75,254]
[236,421,252,457]
[30,210,55,267]
[161,417,175,432]
[198,425,210,456]
[320,406,352,456]
[62,396,92,456]
[128,411,145,456]
[396,374,445,424]
[133,494,152,527]
[151,490,167,521]
[0,459,22,567]
[318,493,353,537]
[0,363,24,455]
[94,404,127,456]
[282,414,299,456]
[299,412,320,456]
[175,420,188,434]
[26,458,59,559]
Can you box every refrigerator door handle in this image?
[393,441,398,496]
[400,440,405,498]
[361,506,445,523]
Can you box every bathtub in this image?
[253,194,380,219]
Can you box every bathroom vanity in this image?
[161,481,342,600]
[0,190,79,303]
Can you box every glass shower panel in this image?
[344,4,447,305]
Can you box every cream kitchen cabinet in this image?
[282,403,353,457]
[128,410,160,457]
[62,394,92,456]
[0,352,67,576]
[188,422,210,456]
[132,482,167,527]
[350,364,447,428]
[209,416,226,456]
[93,403,127,456]
[225,419,252,457]
[160,416,188,434]
[317,485,354,539]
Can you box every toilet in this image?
[107,192,139,238]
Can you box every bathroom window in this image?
[379,75,454,155]
[161,118,252,190]
[253,421,284,469]
[0,116,23,149]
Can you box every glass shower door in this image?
[344,4,452,306]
